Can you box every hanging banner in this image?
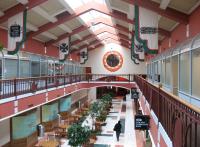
[133,36,145,61]
[59,36,70,62]
[7,10,27,55]
[80,48,88,64]
[134,5,158,54]
[131,35,140,64]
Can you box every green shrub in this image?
[67,123,91,147]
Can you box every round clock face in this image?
[103,51,123,72]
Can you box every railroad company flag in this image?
[139,7,159,52]
[59,37,70,62]
[134,36,145,61]
[7,10,27,54]
[80,48,88,64]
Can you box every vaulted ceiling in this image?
[0,0,199,52]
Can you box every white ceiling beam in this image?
[72,46,79,50]
[16,0,29,5]
[32,6,57,23]
[58,0,74,14]
[83,41,89,45]
[90,45,95,48]
[59,24,72,33]
[160,0,171,10]
[41,32,58,40]
[27,22,38,31]
[0,10,4,17]
[74,34,82,40]
[52,9,66,17]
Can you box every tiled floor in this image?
[41,95,142,147]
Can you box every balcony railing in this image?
[0,74,135,99]
[134,75,200,147]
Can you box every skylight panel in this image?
[65,0,83,9]
[80,12,93,22]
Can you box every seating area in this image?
[34,101,94,147]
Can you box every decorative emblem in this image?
[80,51,88,58]
[59,43,69,54]
[103,51,123,72]
[10,24,21,37]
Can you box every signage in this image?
[135,115,150,130]
[59,43,69,54]
[10,24,21,37]
[140,27,157,34]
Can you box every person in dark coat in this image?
[113,121,122,141]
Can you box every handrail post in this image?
[128,74,130,82]
[45,77,47,89]
[14,79,17,97]
[64,75,66,85]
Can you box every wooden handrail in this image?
[135,75,200,114]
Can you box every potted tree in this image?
[89,101,101,130]
[67,123,91,147]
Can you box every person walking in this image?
[113,121,122,141]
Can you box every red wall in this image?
[159,5,200,56]
[0,28,80,62]
[189,5,200,37]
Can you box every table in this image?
[82,108,89,111]
[58,124,69,131]
[39,140,59,147]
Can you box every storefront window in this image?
[65,62,69,74]
[192,48,200,98]
[165,58,171,86]
[41,61,47,76]
[4,58,18,79]
[179,52,190,93]
[20,60,30,77]
[161,59,165,83]
[31,61,40,77]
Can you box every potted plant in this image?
[89,101,101,130]
[67,123,91,147]
[96,111,107,122]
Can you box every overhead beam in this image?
[32,6,57,23]
[74,36,130,53]
[27,22,38,31]
[59,24,72,33]
[160,0,171,10]
[122,0,189,24]
[0,0,48,24]
[28,2,134,38]
[44,16,170,47]
[46,21,132,46]
[41,32,58,40]
[0,11,4,17]
[16,0,29,5]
